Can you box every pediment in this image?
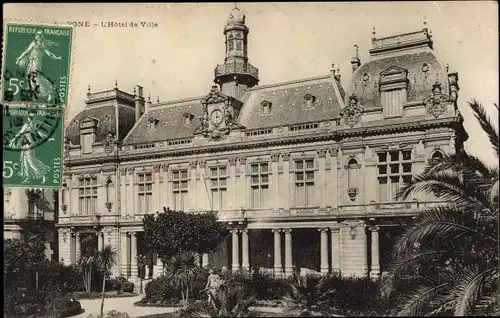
[201,85,230,105]
[380,66,408,77]
[79,116,99,128]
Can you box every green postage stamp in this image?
[3,106,64,188]
[2,23,73,106]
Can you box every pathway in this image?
[72,295,177,318]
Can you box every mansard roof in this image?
[122,75,345,145]
[66,104,136,145]
[123,97,204,145]
[346,51,448,109]
[239,75,344,129]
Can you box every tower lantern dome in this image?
[227,6,246,25]
[214,5,259,100]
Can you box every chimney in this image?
[351,44,361,73]
[145,93,152,113]
[334,67,341,84]
[134,85,145,122]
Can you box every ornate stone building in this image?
[59,7,466,280]
[4,188,59,261]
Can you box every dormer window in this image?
[148,117,159,129]
[183,113,194,125]
[304,94,316,108]
[260,100,272,114]
[79,117,98,155]
[379,66,409,118]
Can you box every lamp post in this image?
[136,254,147,294]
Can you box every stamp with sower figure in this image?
[3,106,64,188]
[2,23,72,106]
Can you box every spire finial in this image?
[234,2,238,9]
[372,26,376,39]
[148,93,151,102]
[423,16,427,28]
[114,78,118,89]
[157,96,160,103]
[445,63,450,73]
[354,44,359,58]
[331,60,335,71]
[133,86,136,95]
[87,85,91,95]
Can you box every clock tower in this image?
[197,85,244,141]
[213,6,259,101]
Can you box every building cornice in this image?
[67,116,462,167]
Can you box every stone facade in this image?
[4,188,59,261]
[58,7,467,279]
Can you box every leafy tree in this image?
[143,207,228,262]
[99,245,118,317]
[382,101,499,316]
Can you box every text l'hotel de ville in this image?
[65,21,159,28]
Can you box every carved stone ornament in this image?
[64,137,71,159]
[340,95,364,127]
[347,187,359,202]
[60,204,67,214]
[105,201,112,212]
[424,82,450,119]
[102,132,116,155]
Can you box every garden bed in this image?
[73,291,139,300]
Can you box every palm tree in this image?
[165,250,202,310]
[209,284,258,317]
[98,245,118,317]
[78,234,99,293]
[282,273,333,316]
[381,100,499,316]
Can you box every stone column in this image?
[202,253,209,267]
[241,229,250,271]
[130,232,139,279]
[153,258,164,278]
[120,232,128,277]
[232,229,240,271]
[319,228,329,274]
[97,231,105,251]
[284,229,293,277]
[370,226,381,280]
[75,232,81,262]
[145,265,150,279]
[330,227,340,274]
[273,229,282,277]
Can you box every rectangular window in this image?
[250,163,270,208]
[382,89,406,117]
[172,170,188,211]
[294,159,315,207]
[138,172,153,214]
[377,150,413,201]
[78,177,98,215]
[210,166,227,210]
[82,133,93,154]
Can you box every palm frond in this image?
[397,170,493,216]
[392,206,496,256]
[454,266,497,315]
[469,100,499,157]
[398,278,454,316]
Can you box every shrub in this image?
[122,281,135,293]
[144,276,179,303]
[250,272,286,300]
[317,273,393,316]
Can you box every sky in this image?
[4,2,499,166]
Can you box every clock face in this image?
[210,109,223,126]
